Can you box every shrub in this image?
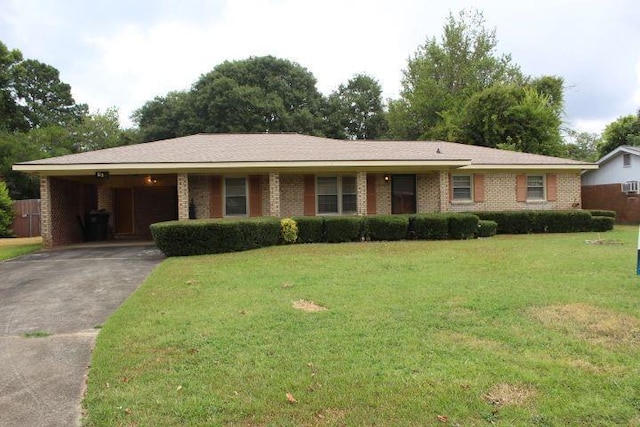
[293,216,325,243]
[280,218,298,244]
[150,218,280,256]
[448,213,480,239]
[366,215,409,241]
[531,210,593,233]
[324,216,363,243]
[413,214,449,240]
[588,210,616,219]
[590,216,615,232]
[0,181,13,237]
[473,211,534,234]
[477,220,498,238]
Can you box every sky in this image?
[1,0,639,135]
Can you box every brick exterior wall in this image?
[582,183,640,223]
[48,177,91,247]
[356,171,367,216]
[268,173,280,217]
[280,174,305,217]
[177,173,189,220]
[375,173,391,215]
[40,176,52,248]
[448,172,582,212]
[417,173,440,213]
[188,175,211,219]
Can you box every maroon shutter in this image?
[210,176,223,218]
[303,175,316,216]
[249,175,262,217]
[516,174,527,202]
[366,174,377,215]
[546,174,557,201]
[473,174,484,202]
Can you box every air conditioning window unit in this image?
[622,181,640,194]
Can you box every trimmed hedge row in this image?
[151,210,613,257]
[472,210,615,234]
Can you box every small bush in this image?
[590,216,615,232]
[413,214,449,240]
[477,220,498,238]
[324,216,364,243]
[366,215,409,241]
[448,213,480,239]
[293,216,325,243]
[0,181,13,237]
[280,218,298,244]
[531,210,593,233]
[588,210,616,219]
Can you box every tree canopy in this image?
[323,74,387,140]
[597,111,640,157]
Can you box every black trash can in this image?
[85,212,109,241]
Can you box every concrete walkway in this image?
[0,245,165,427]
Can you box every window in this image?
[225,177,247,216]
[317,176,357,214]
[452,175,472,201]
[526,175,545,200]
[623,153,631,167]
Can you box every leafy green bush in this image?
[590,216,615,232]
[324,216,363,243]
[448,213,480,239]
[0,181,14,237]
[280,218,298,244]
[293,216,325,243]
[473,211,534,234]
[587,210,616,219]
[531,210,593,233]
[150,218,280,256]
[477,220,498,237]
[365,215,409,241]
[413,214,449,240]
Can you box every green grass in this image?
[0,237,42,260]
[83,226,640,426]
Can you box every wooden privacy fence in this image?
[12,199,41,237]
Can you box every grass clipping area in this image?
[83,226,640,426]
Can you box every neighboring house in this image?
[582,145,640,223]
[13,133,596,249]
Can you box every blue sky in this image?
[1,0,639,134]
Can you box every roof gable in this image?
[596,145,640,166]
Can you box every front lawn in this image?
[0,237,42,260]
[83,226,640,426]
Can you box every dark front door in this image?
[391,174,416,214]
[114,188,134,234]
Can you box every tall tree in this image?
[0,41,24,131]
[324,74,387,140]
[564,129,600,162]
[132,91,197,142]
[191,56,323,134]
[387,8,523,140]
[597,111,640,156]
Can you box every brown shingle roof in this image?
[17,133,592,168]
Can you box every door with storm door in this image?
[391,174,416,214]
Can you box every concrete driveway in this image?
[0,245,165,427]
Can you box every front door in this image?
[391,174,416,214]
[114,188,134,234]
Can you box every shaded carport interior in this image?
[45,173,178,247]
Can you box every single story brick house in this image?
[13,133,596,248]
[582,145,640,222]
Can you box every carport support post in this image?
[40,176,53,249]
[356,171,367,216]
[177,173,189,221]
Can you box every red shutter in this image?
[516,174,527,202]
[473,174,484,202]
[303,175,316,216]
[210,175,223,218]
[249,175,262,217]
[366,174,377,215]
[546,174,557,202]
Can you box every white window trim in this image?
[316,175,357,215]
[526,174,546,202]
[451,174,473,203]
[223,176,249,217]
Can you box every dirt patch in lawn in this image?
[529,303,640,346]
[293,300,327,312]
[484,383,537,407]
